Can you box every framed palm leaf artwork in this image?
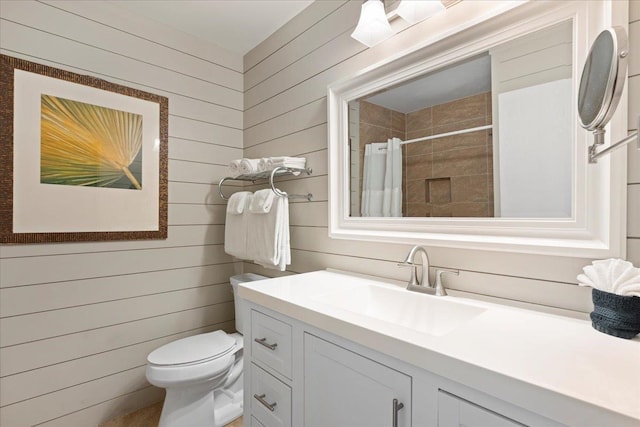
[0,55,168,243]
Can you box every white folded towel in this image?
[246,189,290,271]
[239,158,260,175]
[577,258,640,297]
[249,189,276,214]
[228,159,242,178]
[224,192,252,259]
[266,156,306,171]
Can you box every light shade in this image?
[396,0,445,25]
[350,0,395,48]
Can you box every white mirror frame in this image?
[328,0,628,258]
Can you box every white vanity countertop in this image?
[238,270,640,422]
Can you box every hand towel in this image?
[228,159,242,178]
[249,189,276,214]
[224,191,252,259]
[577,258,640,297]
[239,158,260,175]
[246,189,290,271]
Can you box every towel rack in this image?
[218,166,313,201]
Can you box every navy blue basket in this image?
[591,289,640,339]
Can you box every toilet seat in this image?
[146,331,239,387]
[148,330,236,367]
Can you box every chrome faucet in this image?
[398,245,459,296]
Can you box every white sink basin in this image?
[312,284,487,337]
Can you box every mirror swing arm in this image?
[588,116,640,163]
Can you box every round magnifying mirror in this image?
[578,27,628,132]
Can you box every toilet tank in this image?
[230,273,268,334]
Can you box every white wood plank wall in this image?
[0,1,243,425]
[243,0,640,318]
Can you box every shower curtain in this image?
[361,138,403,217]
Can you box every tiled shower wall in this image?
[357,92,494,218]
[404,92,493,217]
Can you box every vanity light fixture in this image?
[396,0,445,25]
[351,0,395,47]
[351,0,446,48]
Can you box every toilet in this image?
[146,273,267,427]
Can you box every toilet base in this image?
[157,372,243,427]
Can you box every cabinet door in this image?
[438,391,524,427]
[304,334,411,427]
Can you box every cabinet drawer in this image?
[250,363,291,427]
[251,416,267,427]
[438,390,524,427]
[251,310,292,378]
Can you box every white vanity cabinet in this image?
[244,304,562,427]
[304,333,411,427]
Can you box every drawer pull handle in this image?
[254,337,278,350]
[254,393,277,412]
[392,398,404,427]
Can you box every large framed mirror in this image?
[328,0,628,257]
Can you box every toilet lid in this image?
[147,330,236,366]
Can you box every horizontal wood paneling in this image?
[631,1,640,22]
[628,238,640,265]
[244,4,362,109]
[244,1,346,72]
[1,264,236,317]
[0,1,243,424]
[0,20,242,110]
[628,184,640,237]
[0,306,236,377]
[243,124,327,159]
[0,225,227,260]
[0,0,242,91]
[0,322,231,407]
[245,1,356,91]
[43,1,242,72]
[245,98,327,147]
[1,245,232,288]
[1,366,150,426]
[37,386,165,427]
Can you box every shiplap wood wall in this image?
[243,0,640,318]
[0,1,243,425]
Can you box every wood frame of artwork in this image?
[0,54,168,243]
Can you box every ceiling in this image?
[111,0,314,55]
[365,54,491,113]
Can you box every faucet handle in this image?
[397,262,419,286]
[434,268,459,296]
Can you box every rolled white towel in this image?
[258,158,269,172]
[266,156,306,170]
[228,159,242,178]
[239,158,260,175]
[577,258,640,296]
